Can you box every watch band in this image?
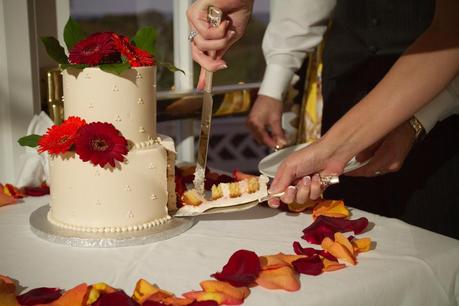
[409,116,426,142]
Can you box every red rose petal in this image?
[93,291,139,306]
[16,287,61,305]
[211,249,261,287]
[24,184,50,197]
[292,241,338,261]
[302,216,369,244]
[292,241,319,256]
[292,255,324,276]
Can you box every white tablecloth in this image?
[1,196,458,306]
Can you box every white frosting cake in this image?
[48,66,176,232]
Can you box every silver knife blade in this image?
[193,6,222,195]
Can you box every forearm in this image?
[323,3,459,161]
[260,0,335,100]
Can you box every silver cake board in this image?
[30,205,196,248]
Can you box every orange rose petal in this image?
[334,232,355,256]
[352,237,372,253]
[0,192,16,207]
[132,279,174,304]
[87,282,117,304]
[183,291,225,305]
[132,279,161,304]
[255,266,300,292]
[321,237,356,266]
[200,280,250,300]
[260,253,307,270]
[322,258,346,272]
[0,276,19,306]
[312,200,349,219]
[162,295,194,306]
[34,283,89,306]
[259,255,289,270]
[287,200,316,213]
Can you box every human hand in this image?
[187,0,253,89]
[346,121,416,177]
[267,140,347,208]
[247,95,287,149]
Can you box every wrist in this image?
[408,116,426,143]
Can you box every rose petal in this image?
[292,255,324,276]
[24,184,50,197]
[322,258,346,272]
[334,232,355,256]
[86,283,117,304]
[0,276,20,306]
[0,192,16,207]
[189,301,219,306]
[292,241,319,256]
[287,199,318,212]
[302,216,369,244]
[321,237,356,266]
[211,250,260,287]
[351,237,372,253]
[182,291,225,305]
[132,279,172,304]
[292,241,338,261]
[255,266,300,292]
[312,200,349,219]
[93,290,138,306]
[17,287,61,305]
[34,283,89,306]
[200,280,250,300]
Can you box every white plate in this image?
[258,143,369,178]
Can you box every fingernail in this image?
[312,174,320,181]
[229,30,236,37]
[218,64,228,70]
[287,185,297,191]
[303,176,311,184]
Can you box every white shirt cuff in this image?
[415,76,459,133]
[258,64,295,101]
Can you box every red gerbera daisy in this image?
[69,32,120,66]
[74,122,128,168]
[112,33,155,67]
[38,116,86,154]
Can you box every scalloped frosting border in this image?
[47,211,171,233]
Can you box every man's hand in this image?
[247,95,286,149]
[346,121,416,177]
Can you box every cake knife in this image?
[193,6,223,195]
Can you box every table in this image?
[1,196,458,306]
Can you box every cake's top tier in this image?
[62,66,156,144]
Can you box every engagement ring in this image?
[188,30,198,42]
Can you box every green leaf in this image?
[157,60,185,75]
[60,63,88,70]
[99,62,131,75]
[18,134,41,148]
[63,17,86,50]
[41,37,68,64]
[132,27,157,55]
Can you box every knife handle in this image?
[204,6,222,92]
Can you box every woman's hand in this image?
[186,0,254,89]
[267,139,348,208]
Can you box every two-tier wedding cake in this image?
[47,66,176,232]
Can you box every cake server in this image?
[193,6,223,195]
[175,174,339,217]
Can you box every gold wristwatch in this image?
[409,116,426,142]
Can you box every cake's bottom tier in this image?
[48,143,171,233]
